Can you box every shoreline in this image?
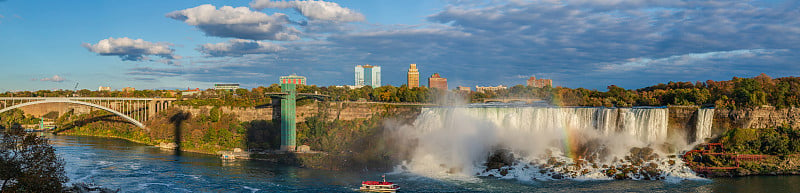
[52,131,349,170]
[53,131,223,156]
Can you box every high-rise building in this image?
[527,76,553,88]
[355,65,381,88]
[428,73,448,90]
[122,87,135,92]
[407,64,419,88]
[280,74,307,85]
[98,86,111,91]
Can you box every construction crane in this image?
[73,82,79,97]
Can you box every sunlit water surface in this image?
[50,134,800,192]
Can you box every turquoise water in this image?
[50,134,800,192]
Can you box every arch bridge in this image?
[0,97,177,130]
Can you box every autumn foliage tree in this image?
[0,126,68,192]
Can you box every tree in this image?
[0,126,67,192]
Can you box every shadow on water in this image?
[169,111,191,156]
[712,176,800,193]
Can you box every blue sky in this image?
[1,0,798,91]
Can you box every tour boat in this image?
[359,175,400,192]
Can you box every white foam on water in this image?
[96,160,114,166]
[243,185,261,193]
[390,107,708,182]
[74,169,100,183]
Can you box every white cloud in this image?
[250,0,365,22]
[39,75,66,82]
[598,49,788,72]
[82,37,179,62]
[167,4,299,41]
[133,0,800,89]
[198,39,287,57]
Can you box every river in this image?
[47,134,800,192]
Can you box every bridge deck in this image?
[0,97,176,100]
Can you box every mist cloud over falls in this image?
[389,107,708,181]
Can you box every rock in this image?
[500,168,509,176]
[66,183,119,193]
[158,142,177,149]
[233,148,243,153]
[296,145,311,153]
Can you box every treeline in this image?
[174,84,436,107]
[480,74,800,109]
[5,74,800,109]
[0,109,40,128]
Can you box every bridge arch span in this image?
[0,99,147,130]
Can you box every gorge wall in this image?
[713,107,800,130]
[10,102,800,139]
[175,101,419,122]
[668,106,800,142]
[17,103,95,117]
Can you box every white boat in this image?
[359,175,399,192]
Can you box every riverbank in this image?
[46,101,419,171]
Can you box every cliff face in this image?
[17,103,94,117]
[667,106,700,142]
[713,107,800,130]
[668,106,800,143]
[176,101,419,123]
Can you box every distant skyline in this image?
[1,0,799,91]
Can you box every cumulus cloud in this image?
[167,4,300,41]
[82,37,180,62]
[250,0,365,22]
[39,75,66,82]
[198,39,286,57]
[134,0,800,89]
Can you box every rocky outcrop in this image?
[17,103,94,117]
[713,106,800,130]
[177,106,271,122]
[667,106,700,141]
[177,101,419,122]
[668,106,800,142]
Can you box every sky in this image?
[1,0,799,92]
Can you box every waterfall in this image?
[418,107,669,144]
[694,108,715,143]
[392,106,700,181]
